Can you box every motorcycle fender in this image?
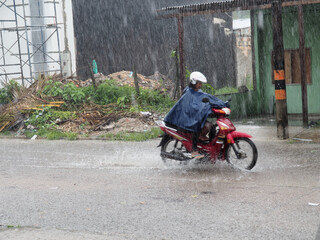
[226,131,252,144]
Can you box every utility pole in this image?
[298,5,308,128]
[271,0,289,139]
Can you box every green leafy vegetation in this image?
[81,79,174,112]
[202,84,215,95]
[25,107,77,129]
[0,80,20,104]
[41,80,86,105]
[41,79,63,97]
[215,87,239,95]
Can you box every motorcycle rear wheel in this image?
[160,138,192,165]
[226,137,258,170]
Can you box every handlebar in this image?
[202,96,231,108]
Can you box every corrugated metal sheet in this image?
[157,0,319,17]
[159,0,272,12]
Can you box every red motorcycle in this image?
[157,100,258,170]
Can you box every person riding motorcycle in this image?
[164,71,228,159]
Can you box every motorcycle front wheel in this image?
[226,137,258,170]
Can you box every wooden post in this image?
[298,5,308,128]
[133,68,140,97]
[173,48,181,99]
[271,0,289,139]
[177,15,185,93]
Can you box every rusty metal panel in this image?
[157,0,320,18]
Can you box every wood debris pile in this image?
[0,77,61,132]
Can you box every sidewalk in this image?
[236,116,320,143]
[291,127,320,143]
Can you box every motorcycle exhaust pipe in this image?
[160,151,191,161]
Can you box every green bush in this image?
[91,81,134,105]
[202,84,215,95]
[42,80,63,97]
[138,88,174,111]
[42,80,85,104]
[62,82,85,104]
[0,80,21,104]
[0,87,10,104]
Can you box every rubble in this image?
[106,70,175,96]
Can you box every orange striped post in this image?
[272,1,289,139]
[274,70,286,100]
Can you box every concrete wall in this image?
[233,18,253,88]
[255,4,320,114]
[71,0,236,89]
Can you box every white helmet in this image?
[190,71,207,84]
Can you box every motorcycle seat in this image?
[164,122,193,134]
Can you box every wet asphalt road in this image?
[0,125,319,240]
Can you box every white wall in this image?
[0,0,76,86]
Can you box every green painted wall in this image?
[254,4,320,114]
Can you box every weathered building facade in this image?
[254,4,320,115]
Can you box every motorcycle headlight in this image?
[222,108,231,116]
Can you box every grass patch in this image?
[0,130,12,136]
[102,127,162,141]
[23,127,161,141]
[24,129,78,140]
[7,225,21,228]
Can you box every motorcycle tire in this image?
[226,137,258,170]
[160,136,192,165]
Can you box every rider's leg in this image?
[192,131,199,151]
[199,121,212,141]
[191,132,204,159]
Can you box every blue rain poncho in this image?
[164,87,227,132]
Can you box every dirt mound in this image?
[106,71,175,96]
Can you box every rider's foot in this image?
[198,136,209,141]
[191,151,205,159]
